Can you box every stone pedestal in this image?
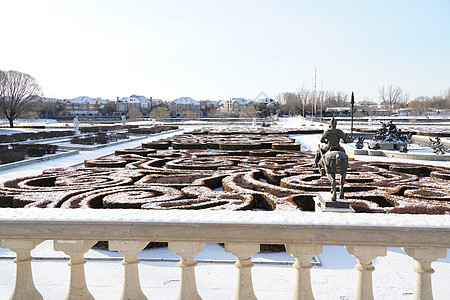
[314,192,355,213]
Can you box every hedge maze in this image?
[1,127,449,214]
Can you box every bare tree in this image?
[334,91,348,106]
[445,88,450,100]
[239,105,259,119]
[127,107,143,121]
[0,70,43,128]
[378,85,402,115]
[149,106,170,119]
[408,96,430,117]
[180,109,200,119]
[277,92,299,115]
[36,99,65,118]
[297,88,311,114]
[100,101,116,115]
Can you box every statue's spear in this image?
[350,92,355,138]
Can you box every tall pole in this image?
[302,97,305,126]
[302,81,305,126]
[320,81,323,122]
[312,68,316,125]
[351,92,355,138]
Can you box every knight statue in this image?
[314,117,353,174]
[314,117,353,201]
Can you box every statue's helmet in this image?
[330,117,337,128]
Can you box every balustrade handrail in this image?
[1,208,449,299]
[1,208,449,248]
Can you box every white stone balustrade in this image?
[169,241,205,300]
[54,240,98,300]
[225,242,260,300]
[0,209,449,300]
[402,247,448,300]
[346,245,387,300]
[0,239,43,300]
[285,243,322,300]
[109,240,149,300]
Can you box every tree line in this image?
[2,70,449,128]
[277,85,450,117]
[276,88,349,116]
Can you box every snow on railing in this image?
[1,209,449,300]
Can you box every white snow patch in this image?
[1,208,449,229]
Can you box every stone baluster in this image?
[109,240,148,300]
[285,243,322,300]
[54,240,97,300]
[168,242,205,300]
[345,245,386,300]
[403,247,447,300]
[224,242,260,300]
[1,239,43,300]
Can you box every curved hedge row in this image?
[1,128,449,214]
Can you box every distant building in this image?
[169,97,201,118]
[355,100,387,116]
[132,95,151,112]
[116,96,141,113]
[325,106,351,117]
[116,95,153,114]
[255,98,277,107]
[255,98,278,117]
[219,98,255,117]
[63,96,109,116]
[200,100,221,117]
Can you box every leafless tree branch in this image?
[0,70,43,127]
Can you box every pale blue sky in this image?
[1,0,449,101]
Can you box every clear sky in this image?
[1,0,449,102]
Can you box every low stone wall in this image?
[0,209,448,300]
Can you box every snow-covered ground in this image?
[0,117,449,299]
[0,241,448,299]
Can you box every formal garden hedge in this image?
[0,130,75,143]
[1,127,449,214]
[70,132,129,145]
[127,125,179,135]
[0,144,59,165]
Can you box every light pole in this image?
[351,92,355,138]
[302,97,305,126]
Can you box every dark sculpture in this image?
[368,120,409,152]
[315,118,353,201]
[355,136,365,149]
[429,137,447,155]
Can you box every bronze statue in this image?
[430,137,447,155]
[315,118,353,201]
